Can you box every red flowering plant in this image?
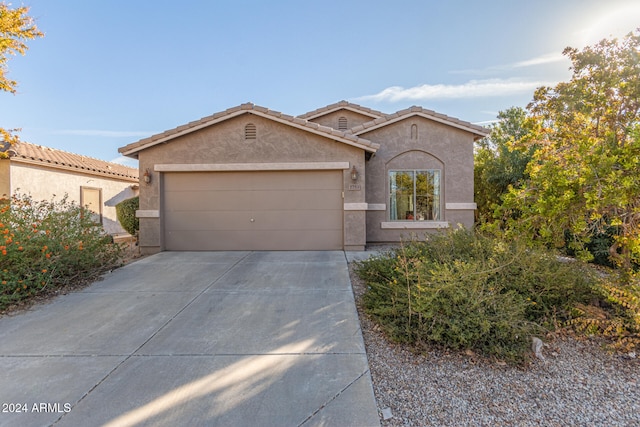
[0,193,122,310]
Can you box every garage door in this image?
[162,170,343,250]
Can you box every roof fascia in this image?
[121,109,379,157]
[302,106,383,121]
[352,112,489,140]
[10,157,139,182]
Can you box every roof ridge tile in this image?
[297,101,385,120]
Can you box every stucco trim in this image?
[154,162,351,172]
[136,210,160,218]
[446,202,477,210]
[344,203,368,211]
[367,203,386,211]
[380,221,450,229]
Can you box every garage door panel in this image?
[251,230,343,250]
[165,229,343,251]
[251,172,342,191]
[164,230,248,251]
[164,190,253,212]
[163,171,344,251]
[164,211,253,231]
[254,210,342,230]
[250,190,341,211]
[164,172,253,191]
[165,210,341,232]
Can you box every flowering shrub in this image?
[0,194,123,310]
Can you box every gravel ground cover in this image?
[348,257,640,427]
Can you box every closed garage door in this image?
[163,170,343,250]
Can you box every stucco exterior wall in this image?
[308,110,379,131]
[6,163,138,234]
[136,114,367,253]
[362,116,476,243]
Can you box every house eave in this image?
[10,157,139,183]
[119,108,380,157]
[351,112,490,139]
[300,105,383,121]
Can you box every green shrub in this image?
[115,196,139,236]
[0,193,123,310]
[356,229,598,363]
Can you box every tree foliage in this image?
[474,107,539,220]
[0,2,43,150]
[498,30,640,268]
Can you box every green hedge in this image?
[115,196,139,236]
[355,229,599,363]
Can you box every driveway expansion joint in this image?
[298,368,372,426]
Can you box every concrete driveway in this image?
[0,251,380,427]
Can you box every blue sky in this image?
[2,0,639,167]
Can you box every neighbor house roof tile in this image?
[3,142,139,181]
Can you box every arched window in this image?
[245,123,257,140]
[338,116,348,130]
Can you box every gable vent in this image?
[245,123,257,139]
[338,116,348,130]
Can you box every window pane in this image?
[432,170,440,220]
[415,171,440,221]
[389,171,414,220]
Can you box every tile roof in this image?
[118,103,380,157]
[3,142,139,181]
[297,100,385,120]
[347,106,490,140]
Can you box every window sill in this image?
[381,221,449,229]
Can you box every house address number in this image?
[348,184,361,191]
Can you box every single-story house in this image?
[118,101,488,253]
[0,141,139,235]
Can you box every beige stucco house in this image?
[0,142,139,235]
[118,101,488,253]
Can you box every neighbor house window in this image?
[389,170,440,221]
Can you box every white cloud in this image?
[53,129,154,138]
[354,78,554,103]
[511,52,566,68]
[452,52,567,75]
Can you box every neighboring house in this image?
[0,141,139,235]
[118,101,488,253]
